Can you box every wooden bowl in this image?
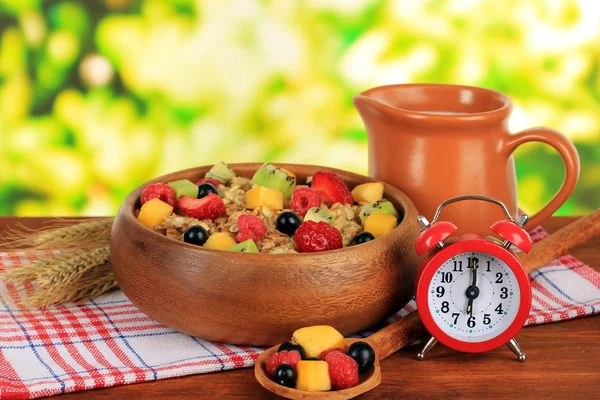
[110,163,422,346]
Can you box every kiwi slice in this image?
[205,161,236,183]
[304,207,334,225]
[168,179,199,199]
[250,163,296,199]
[227,239,259,253]
[359,201,398,226]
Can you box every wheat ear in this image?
[1,218,114,251]
[3,245,117,307]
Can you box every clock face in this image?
[427,251,521,343]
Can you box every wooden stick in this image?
[367,312,425,360]
[520,209,600,274]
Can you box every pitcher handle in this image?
[504,127,580,228]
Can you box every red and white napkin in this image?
[1,225,599,399]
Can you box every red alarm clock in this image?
[414,195,532,362]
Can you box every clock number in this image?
[436,286,445,297]
[495,303,504,315]
[500,287,508,299]
[467,257,479,269]
[467,315,476,328]
[451,313,459,324]
[441,301,449,313]
[453,261,463,272]
[441,272,453,283]
[495,272,503,283]
[483,314,491,325]
[486,261,491,272]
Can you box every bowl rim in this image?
[116,163,420,259]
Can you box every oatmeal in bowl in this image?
[136,161,400,254]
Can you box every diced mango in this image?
[204,232,237,250]
[168,179,199,199]
[296,360,331,392]
[280,167,296,179]
[292,325,345,359]
[352,182,384,203]
[137,198,173,229]
[364,212,398,238]
[246,186,283,210]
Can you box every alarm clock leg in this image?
[416,337,438,360]
[507,338,527,362]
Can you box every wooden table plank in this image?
[2,216,599,399]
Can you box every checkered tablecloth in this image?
[1,225,599,399]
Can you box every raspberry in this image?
[318,347,346,361]
[195,178,221,188]
[236,214,267,243]
[141,183,177,208]
[291,187,322,217]
[265,350,301,377]
[325,351,359,390]
[177,194,226,220]
[311,171,353,206]
[293,221,343,253]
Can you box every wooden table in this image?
[4,217,599,399]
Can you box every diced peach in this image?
[364,212,398,238]
[246,186,283,210]
[137,198,173,229]
[352,182,384,203]
[296,360,331,392]
[204,232,237,250]
[292,325,345,358]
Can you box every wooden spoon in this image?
[255,210,600,399]
[255,312,425,399]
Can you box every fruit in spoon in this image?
[292,325,345,358]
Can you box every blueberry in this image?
[347,341,375,374]
[197,183,218,199]
[276,211,301,236]
[278,342,306,359]
[351,232,375,246]
[183,226,208,246]
[273,364,296,388]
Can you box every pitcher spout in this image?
[352,92,399,122]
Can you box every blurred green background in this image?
[0,0,598,216]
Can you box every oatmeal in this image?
[136,162,399,253]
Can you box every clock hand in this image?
[466,260,479,315]
[466,298,474,315]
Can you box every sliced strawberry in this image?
[195,178,222,188]
[177,194,226,220]
[310,171,353,206]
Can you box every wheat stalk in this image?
[1,218,114,251]
[2,222,118,307]
[24,265,118,308]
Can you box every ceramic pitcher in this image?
[353,84,580,235]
